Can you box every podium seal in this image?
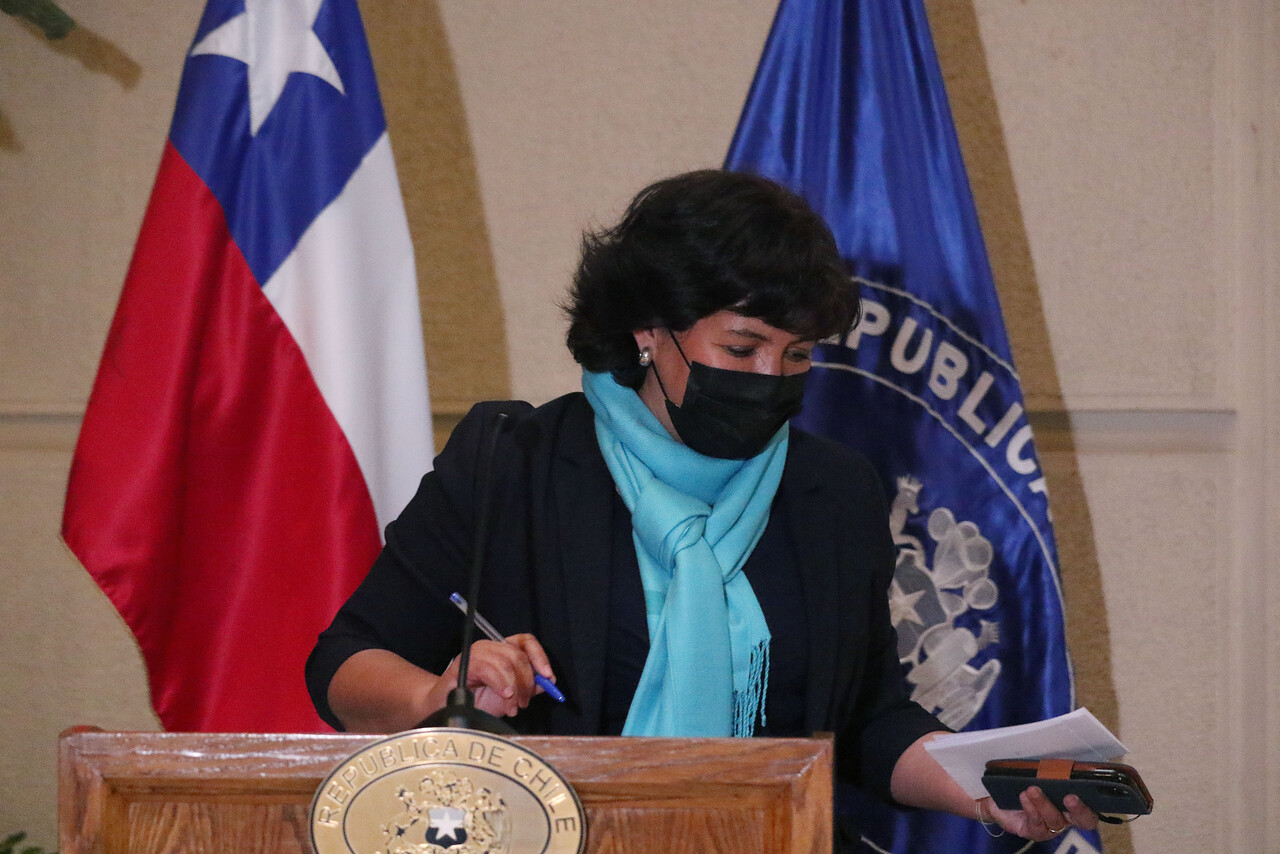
[311,728,586,854]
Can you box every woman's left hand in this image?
[981,788,1099,841]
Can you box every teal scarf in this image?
[582,370,787,737]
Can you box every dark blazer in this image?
[307,393,943,803]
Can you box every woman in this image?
[306,169,1096,845]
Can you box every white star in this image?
[888,579,927,628]
[190,0,345,135]
[429,808,465,842]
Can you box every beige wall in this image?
[2,2,1276,852]
[2,0,194,846]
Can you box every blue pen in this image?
[450,592,566,703]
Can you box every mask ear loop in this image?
[650,358,673,404]
[648,328,689,406]
[667,327,693,368]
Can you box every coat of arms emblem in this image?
[381,768,509,853]
[888,476,1002,730]
[311,729,585,854]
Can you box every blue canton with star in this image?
[169,0,387,286]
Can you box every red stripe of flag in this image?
[63,141,380,732]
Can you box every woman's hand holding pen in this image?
[427,634,558,719]
[325,639,557,733]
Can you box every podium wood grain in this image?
[59,727,833,853]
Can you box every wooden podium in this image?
[59,727,833,853]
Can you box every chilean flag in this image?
[61,0,432,733]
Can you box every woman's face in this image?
[631,310,815,441]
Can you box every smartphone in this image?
[982,759,1153,823]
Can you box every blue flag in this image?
[726,2,1100,853]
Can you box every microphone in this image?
[420,411,517,734]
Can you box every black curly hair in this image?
[564,169,860,387]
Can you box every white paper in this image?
[923,707,1127,798]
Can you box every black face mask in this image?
[655,339,807,459]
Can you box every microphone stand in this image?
[419,413,516,735]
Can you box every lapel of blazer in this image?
[780,433,842,734]
[550,396,615,733]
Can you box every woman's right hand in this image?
[327,636,556,733]
[427,633,557,719]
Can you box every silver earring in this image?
[638,349,652,366]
